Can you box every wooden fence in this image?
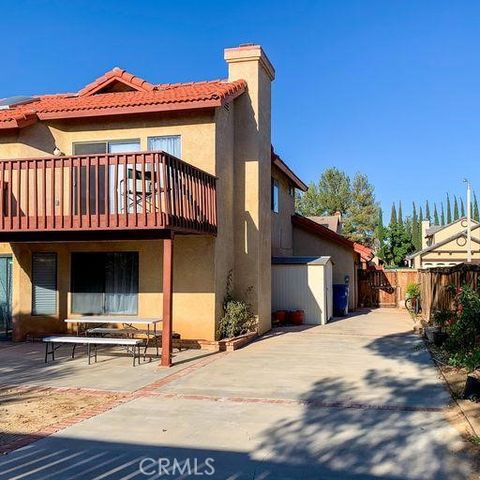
[358,269,420,308]
[419,263,480,321]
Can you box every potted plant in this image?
[430,309,452,346]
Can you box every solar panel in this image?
[0,96,39,110]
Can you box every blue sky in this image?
[3,0,479,217]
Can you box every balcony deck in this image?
[0,151,217,242]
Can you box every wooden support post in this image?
[161,234,174,367]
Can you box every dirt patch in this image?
[0,386,122,448]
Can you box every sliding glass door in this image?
[71,252,138,315]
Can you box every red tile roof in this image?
[78,67,156,96]
[0,68,247,130]
[353,242,374,262]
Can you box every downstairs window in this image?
[71,252,139,315]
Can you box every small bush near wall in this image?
[217,271,257,340]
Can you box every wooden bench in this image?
[42,336,144,366]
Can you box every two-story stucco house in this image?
[0,44,312,365]
[407,217,480,268]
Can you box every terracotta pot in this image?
[273,310,287,324]
[290,310,304,325]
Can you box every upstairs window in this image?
[73,139,140,155]
[271,178,279,213]
[148,136,181,158]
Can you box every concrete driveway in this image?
[0,310,475,479]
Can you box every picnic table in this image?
[65,317,163,357]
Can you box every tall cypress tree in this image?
[433,203,439,225]
[412,202,420,250]
[453,196,459,220]
[425,200,431,221]
[390,203,397,226]
[474,192,479,222]
[440,202,445,226]
[460,198,465,217]
[398,201,403,225]
[446,194,452,224]
[375,207,386,260]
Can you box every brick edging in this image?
[0,351,228,455]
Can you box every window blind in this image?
[32,253,57,315]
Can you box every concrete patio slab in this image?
[156,312,451,408]
[0,309,475,479]
[0,396,471,480]
[0,342,215,392]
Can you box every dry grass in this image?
[0,386,121,448]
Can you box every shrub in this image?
[445,285,480,352]
[217,271,256,340]
[406,282,421,299]
[432,309,455,330]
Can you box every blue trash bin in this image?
[333,284,349,316]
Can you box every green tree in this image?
[412,202,421,251]
[474,192,479,222]
[425,201,431,221]
[390,203,397,225]
[446,194,452,224]
[440,202,445,226]
[460,198,465,217]
[433,203,439,225]
[296,167,351,216]
[295,182,322,216]
[342,173,379,246]
[419,206,424,223]
[375,208,386,260]
[453,196,459,221]
[398,202,403,225]
[384,222,415,267]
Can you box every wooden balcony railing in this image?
[0,151,217,237]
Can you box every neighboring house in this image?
[407,217,480,268]
[307,212,342,234]
[0,44,303,365]
[291,215,362,311]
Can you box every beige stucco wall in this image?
[10,238,216,341]
[226,46,273,335]
[293,226,357,310]
[271,165,295,256]
[0,45,277,342]
[430,219,480,244]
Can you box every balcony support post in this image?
[160,232,174,367]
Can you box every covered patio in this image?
[0,150,218,367]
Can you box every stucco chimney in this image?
[421,220,430,249]
[224,44,275,83]
[224,44,275,335]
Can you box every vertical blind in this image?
[148,136,181,157]
[71,252,138,315]
[32,253,57,315]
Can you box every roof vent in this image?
[239,43,256,47]
[0,96,39,110]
